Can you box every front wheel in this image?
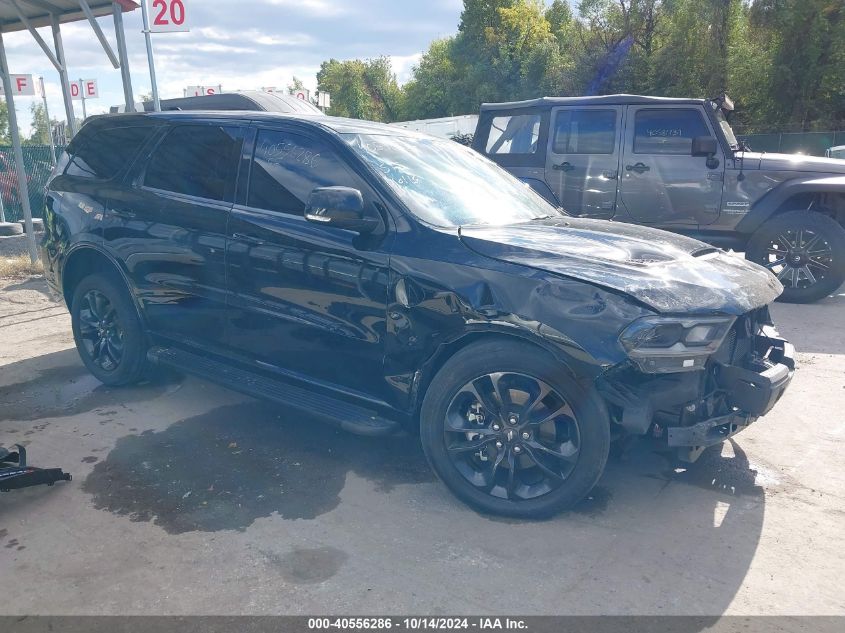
[420,340,610,518]
[746,211,845,303]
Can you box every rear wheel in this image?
[70,273,147,386]
[420,340,610,518]
[746,211,845,303]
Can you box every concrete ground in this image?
[0,276,843,616]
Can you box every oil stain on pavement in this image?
[82,400,434,534]
[266,546,350,584]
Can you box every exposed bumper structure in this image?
[599,315,795,462]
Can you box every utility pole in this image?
[39,77,57,165]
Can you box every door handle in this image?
[553,161,575,172]
[232,232,264,246]
[625,162,650,174]
[110,209,136,219]
[602,170,618,180]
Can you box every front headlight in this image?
[620,316,735,373]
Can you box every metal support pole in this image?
[78,79,87,120]
[0,32,38,263]
[78,0,120,69]
[51,14,77,137]
[113,1,135,112]
[140,0,161,111]
[40,76,57,165]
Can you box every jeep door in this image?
[544,106,622,218]
[104,122,243,351]
[226,125,392,401]
[618,106,724,227]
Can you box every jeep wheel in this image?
[746,211,845,303]
[70,273,148,386]
[420,340,610,518]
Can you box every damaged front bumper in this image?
[599,322,795,462]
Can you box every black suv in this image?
[43,112,794,517]
[473,95,845,304]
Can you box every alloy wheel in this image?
[444,372,581,501]
[77,290,125,372]
[762,228,833,289]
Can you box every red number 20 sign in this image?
[149,0,190,33]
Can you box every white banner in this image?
[148,0,190,33]
[70,79,99,100]
[0,74,36,96]
[185,85,222,97]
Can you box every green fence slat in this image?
[0,144,66,223]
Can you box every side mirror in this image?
[691,136,718,157]
[304,186,379,234]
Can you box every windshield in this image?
[343,133,561,227]
[714,108,739,149]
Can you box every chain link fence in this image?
[0,145,65,224]
[737,131,845,156]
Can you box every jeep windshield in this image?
[344,133,561,227]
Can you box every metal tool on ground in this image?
[0,444,71,492]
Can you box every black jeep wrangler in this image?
[473,94,845,303]
[43,112,793,517]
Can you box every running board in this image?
[147,346,402,437]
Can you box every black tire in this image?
[746,210,845,303]
[0,221,23,236]
[420,339,610,519]
[70,273,147,386]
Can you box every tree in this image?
[316,57,404,122]
[27,102,52,145]
[287,76,306,93]
[402,38,460,119]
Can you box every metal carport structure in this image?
[0,0,139,261]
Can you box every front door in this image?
[618,106,724,227]
[226,126,392,401]
[544,106,622,218]
[105,123,243,351]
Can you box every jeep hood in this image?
[738,151,845,174]
[459,218,783,314]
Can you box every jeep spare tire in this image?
[746,211,845,303]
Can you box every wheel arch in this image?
[61,246,142,323]
[736,177,845,234]
[409,327,596,431]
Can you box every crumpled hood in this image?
[738,151,845,174]
[459,218,783,314]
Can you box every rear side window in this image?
[634,109,710,155]
[485,114,541,155]
[552,109,616,154]
[247,129,365,216]
[143,125,241,201]
[65,126,151,180]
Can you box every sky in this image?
[2,0,467,135]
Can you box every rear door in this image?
[618,106,724,226]
[105,122,244,351]
[544,106,622,218]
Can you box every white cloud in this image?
[260,0,349,17]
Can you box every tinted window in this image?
[144,125,241,201]
[248,129,364,216]
[485,114,541,155]
[552,109,616,154]
[634,109,710,154]
[66,126,151,179]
